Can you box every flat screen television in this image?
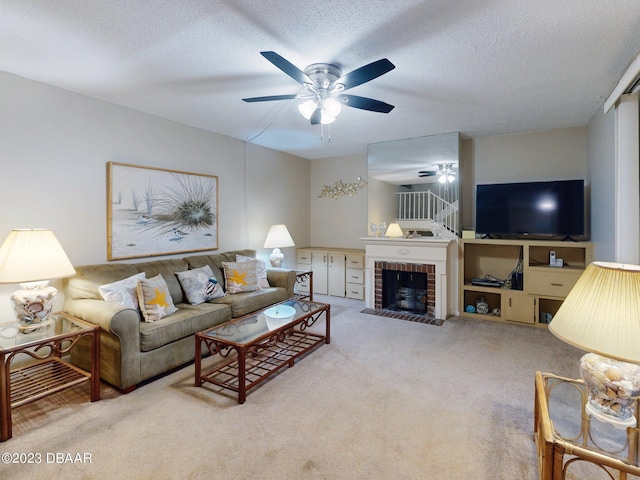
[475,179,585,238]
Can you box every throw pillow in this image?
[176,265,224,305]
[137,274,178,322]
[236,254,270,289]
[98,272,146,309]
[222,260,259,294]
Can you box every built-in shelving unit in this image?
[459,238,593,327]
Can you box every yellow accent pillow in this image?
[136,274,178,322]
[222,260,259,294]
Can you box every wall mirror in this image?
[367,132,461,237]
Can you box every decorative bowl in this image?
[263,305,296,330]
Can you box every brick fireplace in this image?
[375,261,436,316]
[361,236,456,320]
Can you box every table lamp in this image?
[385,223,404,238]
[549,261,640,429]
[263,224,295,268]
[0,229,76,332]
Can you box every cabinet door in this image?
[502,294,535,325]
[311,251,328,295]
[328,253,346,297]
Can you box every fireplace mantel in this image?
[360,237,458,320]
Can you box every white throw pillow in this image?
[99,272,146,309]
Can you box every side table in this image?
[534,371,640,479]
[294,270,313,301]
[0,312,100,441]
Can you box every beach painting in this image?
[107,162,218,260]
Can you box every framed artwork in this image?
[107,162,218,260]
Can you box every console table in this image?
[534,371,640,479]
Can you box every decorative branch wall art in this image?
[107,162,218,260]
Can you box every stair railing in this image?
[396,190,459,237]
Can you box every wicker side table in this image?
[534,371,640,479]
[0,312,100,441]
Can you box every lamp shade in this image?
[263,225,295,249]
[548,261,640,364]
[385,223,404,237]
[0,229,76,283]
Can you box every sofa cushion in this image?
[222,260,259,294]
[211,287,290,318]
[65,263,140,301]
[98,272,146,309]
[176,265,224,305]
[139,302,231,352]
[137,274,178,322]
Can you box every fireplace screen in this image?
[381,269,428,314]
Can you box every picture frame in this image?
[107,162,218,260]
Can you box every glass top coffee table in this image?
[195,299,330,404]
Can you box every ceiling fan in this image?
[242,51,395,125]
[419,164,457,183]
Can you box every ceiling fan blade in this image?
[336,58,395,90]
[418,172,437,177]
[260,51,310,85]
[242,94,297,103]
[338,94,395,113]
[310,107,322,125]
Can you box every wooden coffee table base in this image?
[195,301,329,404]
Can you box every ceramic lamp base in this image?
[269,248,284,268]
[11,280,57,333]
[580,353,640,429]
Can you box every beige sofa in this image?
[62,249,296,392]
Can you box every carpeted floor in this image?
[4,295,620,479]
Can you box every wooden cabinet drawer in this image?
[346,283,365,300]
[346,268,364,284]
[346,254,364,269]
[296,250,312,264]
[527,269,582,297]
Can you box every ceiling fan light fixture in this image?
[244,52,395,131]
[299,97,341,124]
[298,99,317,119]
[320,111,336,124]
[323,97,342,117]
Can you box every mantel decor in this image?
[107,162,218,260]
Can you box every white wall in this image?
[309,153,368,249]
[0,71,310,318]
[586,106,616,261]
[466,127,588,229]
[246,142,310,266]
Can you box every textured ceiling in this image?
[2,1,640,160]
